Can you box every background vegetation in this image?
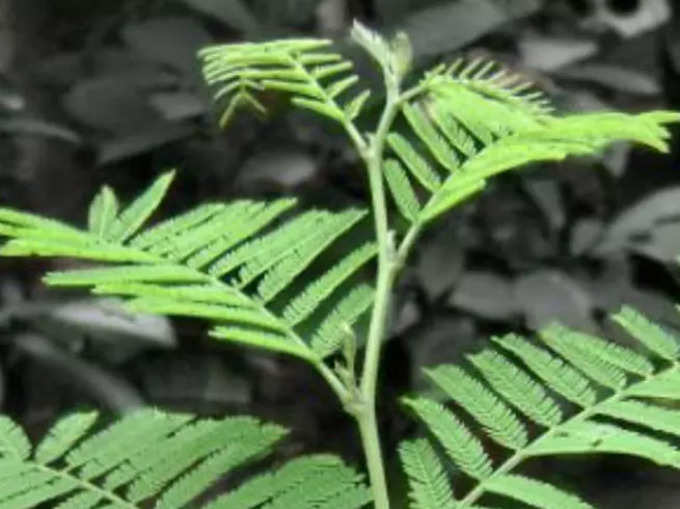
[1,0,679,506]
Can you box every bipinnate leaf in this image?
[200,33,368,126]
[0,410,369,508]
[384,52,679,226]
[0,172,373,365]
[403,308,680,508]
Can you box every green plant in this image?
[1,20,679,508]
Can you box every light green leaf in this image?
[612,306,679,361]
[384,159,421,222]
[484,474,593,509]
[425,364,528,450]
[468,350,562,427]
[404,397,493,480]
[35,412,99,465]
[107,171,175,243]
[399,438,457,509]
[88,186,119,238]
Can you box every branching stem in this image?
[349,65,403,509]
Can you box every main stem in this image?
[353,72,402,509]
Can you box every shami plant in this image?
[1,20,680,509]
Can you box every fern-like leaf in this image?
[402,307,680,508]
[200,37,369,126]
[0,410,369,508]
[382,57,679,226]
[0,173,375,362]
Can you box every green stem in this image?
[356,406,391,509]
[353,69,402,509]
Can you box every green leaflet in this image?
[93,283,251,307]
[211,326,315,362]
[555,329,654,376]
[0,208,86,240]
[35,412,99,465]
[154,201,266,260]
[468,350,562,427]
[494,334,597,407]
[283,242,377,326]
[344,89,371,120]
[312,61,353,79]
[540,324,628,390]
[88,186,119,238]
[399,439,457,509]
[596,400,680,438]
[483,475,592,509]
[209,210,325,279]
[291,97,345,122]
[612,306,679,361]
[402,102,459,172]
[529,421,680,468]
[383,159,421,222]
[424,100,477,157]
[129,203,226,250]
[45,265,211,286]
[386,132,441,192]
[107,170,175,243]
[127,297,286,332]
[404,398,493,480]
[326,75,359,99]
[186,198,297,268]
[419,178,485,223]
[311,284,374,358]
[425,365,528,450]
[627,367,680,399]
[0,239,160,263]
[256,209,367,302]
[0,417,31,460]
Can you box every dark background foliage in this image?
[1,0,680,506]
